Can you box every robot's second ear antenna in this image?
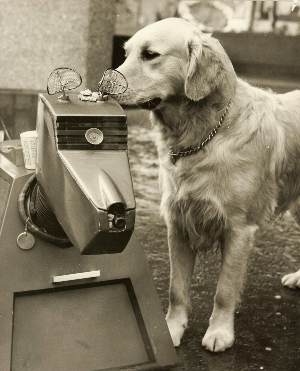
[98,68,128,96]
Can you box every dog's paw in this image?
[281,270,300,289]
[166,317,186,347]
[166,310,187,347]
[202,325,234,352]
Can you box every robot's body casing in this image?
[0,154,177,370]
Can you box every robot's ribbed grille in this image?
[56,119,127,150]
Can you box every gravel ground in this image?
[126,109,300,371]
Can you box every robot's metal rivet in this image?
[85,128,104,145]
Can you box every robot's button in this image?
[85,128,104,145]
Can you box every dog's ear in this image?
[184,34,236,101]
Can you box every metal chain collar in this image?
[169,100,232,164]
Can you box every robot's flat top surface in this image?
[40,93,126,120]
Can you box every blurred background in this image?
[0,1,299,370]
[0,0,300,139]
[0,0,299,139]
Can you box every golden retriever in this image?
[115,17,300,352]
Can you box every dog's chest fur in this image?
[159,156,229,250]
[152,109,242,250]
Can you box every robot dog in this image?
[0,69,176,371]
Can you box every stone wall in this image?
[0,0,116,91]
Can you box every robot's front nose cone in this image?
[98,169,126,210]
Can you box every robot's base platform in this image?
[0,154,177,371]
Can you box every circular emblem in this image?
[17,232,35,250]
[85,128,104,145]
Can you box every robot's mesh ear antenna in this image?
[98,68,128,96]
[47,67,82,97]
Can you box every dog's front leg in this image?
[202,225,255,352]
[166,226,196,347]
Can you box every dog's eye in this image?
[141,49,160,61]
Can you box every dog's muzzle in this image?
[138,98,162,110]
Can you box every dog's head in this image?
[116,18,236,110]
